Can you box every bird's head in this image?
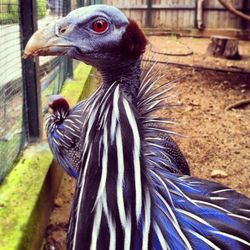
[48,95,70,120]
[23,5,147,70]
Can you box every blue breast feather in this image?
[149,167,250,249]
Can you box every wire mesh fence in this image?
[38,0,69,113]
[0,0,89,182]
[0,1,24,182]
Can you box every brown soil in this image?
[148,36,250,72]
[43,37,250,250]
[43,175,76,250]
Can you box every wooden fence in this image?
[102,0,250,30]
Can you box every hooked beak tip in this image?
[22,53,30,59]
[23,24,57,59]
[23,21,72,59]
[48,107,53,114]
[23,29,45,59]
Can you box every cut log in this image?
[207,36,241,60]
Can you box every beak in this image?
[48,107,53,114]
[48,101,53,113]
[23,22,71,59]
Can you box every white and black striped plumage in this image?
[24,4,250,250]
[46,96,86,178]
[66,81,250,250]
[46,63,190,179]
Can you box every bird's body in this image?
[46,61,190,178]
[46,98,86,178]
[66,81,250,250]
[24,4,250,250]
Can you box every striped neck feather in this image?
[100,58,141,102]
[67,60,250,250]
[69,83,152,250]
[45,110,67,135]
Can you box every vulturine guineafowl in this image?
[24,5,250,250]
[45,74,189,178]
[46,95,86,178]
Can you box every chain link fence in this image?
[39,0,70,114]
[0,0,97,182]
[0,0,25,182]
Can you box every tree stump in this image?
[207,36,241,60]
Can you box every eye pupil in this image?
[97,22,102,28]
[92,19,108,33]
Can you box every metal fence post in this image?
[64,0,73,78]
[19,0,41,142]
[146,0,152,28]
[77,0,84,7]
[241,0,248,30]
[194,0,198,29]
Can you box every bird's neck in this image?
[68,84,152,249]
[99,58,141,101]
[46,109,68,131]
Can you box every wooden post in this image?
[207,36,241,60]
[196,0,205,30]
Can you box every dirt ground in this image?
[148,36,250,72]
[43,37,250,250]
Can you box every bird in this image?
[45,73,190,179]
[24,4,250,250]
[45,95,86,178]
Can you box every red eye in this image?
[92,19,108,33]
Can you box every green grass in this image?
[0,118,23,182]
[0,143,53,250]
[0,0,47,24]
[0,133,22,181]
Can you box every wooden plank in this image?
[165,8,171,28]
[103,0,249,10]
[205,8,244,29]
[101,5,195,10]
[159,8,165,28]
[204,0,243,9]
[102,0,249,30]
[173,10,179,28]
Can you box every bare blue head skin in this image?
[24,5,129,68]
[24,5,147,98]
[55,5,129,66]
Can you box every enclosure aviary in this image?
[24,4,250,250]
